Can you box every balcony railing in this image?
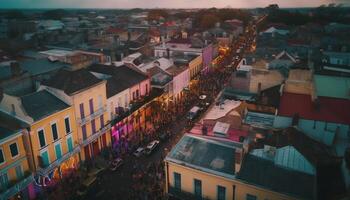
[168,186,210,200]
[77,106,106,126]
[0,173,34,200]
[81,124,111,147]
[37,146,81,176]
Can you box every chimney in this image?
[264,145,276,158]
[166,48,170,59]
[257,82,262,97]
[10,62,21,77]
[292,113,300,126]
[11,104,16,115]
[127,31,131,41]
[234,149,243,173]
[313,98,321,111]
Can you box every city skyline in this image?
[0,0,349,9]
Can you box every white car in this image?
[145,140,160,155]
[133,147,144,157]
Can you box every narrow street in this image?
[80,21,257,200]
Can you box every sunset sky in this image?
[0,0,348,9]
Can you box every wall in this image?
[188,55,203,79]
[172,69,190,96]
[107,88,130,120]
[70,81,111,160]
[0,132,31,183]
[29,106,78,170]
[166,161,295,200]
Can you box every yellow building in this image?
[164,134,316,200]
[0,89,80,188]
[188,55,203,80]
[42,68,111,161]
[0,112,34,200]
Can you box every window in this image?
[89,98,94,114]
[0,149,4,164]
[82,125,87,140]
[38,129,46,148]
[174,172,181,191]
[91,119,96,133]
[217,185,226,200]
[100,115,105,129]
[136,90,139,98]
[9,143,19,158]
[55,143,62,159]
[64,117,71,134]
[145,84,148,95]
[0,173,8,191]
[51,123,59,141]
[132,92,136,100]
[194,179,202,198]
[79,103,85,119]
[246,194,257,200]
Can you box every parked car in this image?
[187,106,201,120]
[133,147,144,157]
[144,140,160,155]
[110,158,123,171]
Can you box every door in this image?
[102,134,107,148]
[93,141,100,156]
[15,165,23,179]
[67,137,73,152]
[55,144,62,160]
[41,151,50,167]
[84,146,91,160]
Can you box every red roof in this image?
[189,123,248,142]
[278,92,350,124]
[167,38,191,44]
[106,27,125,34]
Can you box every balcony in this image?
[37,145,81,176]
[0,173,34,200]
[110,89,163,126]
[81,124,111,147]
[77,106,106,126]
[168,186,210,200]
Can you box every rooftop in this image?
[278,92,350,124]
[237,153,316,199]
[21,90,69,121]
[89,64,148,98]
[314,74,350,99]
[43,68,104,95]
[0,111,28,141]
[166,134,240,179]
[203,100,241,121]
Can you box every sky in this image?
[0,0,349,9]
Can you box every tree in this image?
[147,9,169,21]
[199,14,220,29]
[42,9,67,20]
[4,10,25,19]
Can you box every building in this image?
[154,38,213,73]
[275,92,350,156]
[164,133,318,200]
[41,68,111,161]
[0,89,80,189]
[0,112,34,200]
[88,64,153,145]
[172,54,202,80]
